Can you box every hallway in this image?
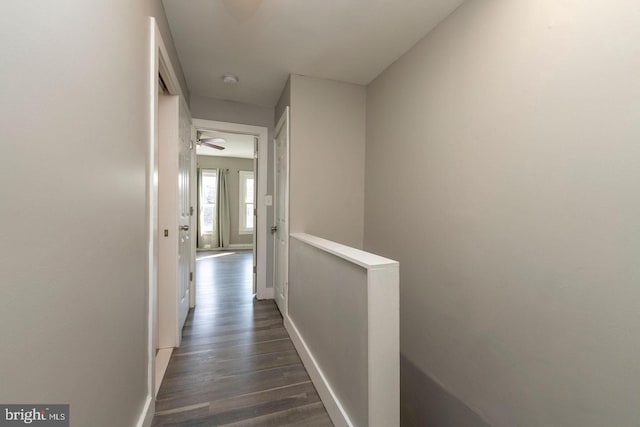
[152,251,332,426]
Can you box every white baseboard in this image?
[197,244,253,251]
[155,348,173,397]
[135,394,154,427]
[284,315,353,427]
[228,243,253,250]
[138,348,172,427]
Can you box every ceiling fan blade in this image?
[200,137,224,143]
[199,141,225,150]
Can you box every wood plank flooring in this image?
[152,251,333,426]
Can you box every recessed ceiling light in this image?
[222,74,239,84]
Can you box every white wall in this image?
[0,1,187,425]
[191,96,274,130]
[289,75,366,248]
[364,1,640,426]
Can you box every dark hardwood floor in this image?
[152,251,333,426]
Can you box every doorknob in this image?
[179,225,190,231]
[271,226,278,233]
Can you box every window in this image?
[199,169,217,248]
[239,171,254,234]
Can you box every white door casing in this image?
[273,107,290,315]
[145,18,195,426]
[191,119,270,300]
[253,136,258,295]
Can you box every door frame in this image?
[141,17,192,427]
[192,118,270,300]
[273,107,290,315]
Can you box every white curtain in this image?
[197,168,218,249]
[216,168,231,248]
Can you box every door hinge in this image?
[190,206,194,216]
[190,272,193,282]
[254,208,257,216]
[253,266,257,274]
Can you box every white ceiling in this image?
[162,0,464,106]
[196,130,255,159]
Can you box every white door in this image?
[189,125,197,309]
[158,95,190,348]
[273,107,289,315]
[177,103,191,332]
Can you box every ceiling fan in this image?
[196,131,226,151]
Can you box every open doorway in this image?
[195,130,256,295]
[192,119,270,300]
